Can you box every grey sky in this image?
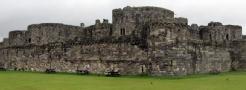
[0,0,245,41]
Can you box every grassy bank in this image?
[0,71,246,90]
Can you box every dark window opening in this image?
[28,38,31,43]
[170,60,173,67]
[210,34,212,41]
[226,34,229,40]
[141,65,145,73]
[109,27,113,36]
[199,30,203,39]
[120,28,125,36]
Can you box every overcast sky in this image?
[0,0,245,41]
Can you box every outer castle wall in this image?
[0,6,245,76]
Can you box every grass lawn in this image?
[0,71,246,90]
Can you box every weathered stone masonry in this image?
[0,6,246,76]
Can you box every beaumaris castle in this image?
[0,6,246,76]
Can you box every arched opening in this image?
[141,65,146,74]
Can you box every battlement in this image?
[85,19,113,40]
[95,19,101,25]
[103,19,109,24]
[190,24,199,30]
[208,22,223,27]
[9,30,25,38]
[175,17,188,25]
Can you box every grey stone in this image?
[0,6,245,76]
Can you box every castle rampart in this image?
[0,6,245,76]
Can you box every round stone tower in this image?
[112,6,174,37]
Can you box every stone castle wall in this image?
[0,6,245,76]
[0,42,148,75]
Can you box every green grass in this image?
[0,71,246,90]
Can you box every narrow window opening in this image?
[210,34,212,41]
[28,38,31,43]
[120,28,125,36]
[226,34,229,40]
[109,27,113,36]
[141,65,144,73]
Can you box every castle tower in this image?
[112,6,174,38]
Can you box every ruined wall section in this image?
[0,42,148,75]
[27,23,84,45]
[2,38,10,48]
[147,42,231,76]
[8,30,30,47]
[190,44,231,74]
[225,25,242,41]
[84,19,113,40]
[198,22,242,45]
[188,24,200,41]
[148,19,189,46]
[147,21,232,75]
[231,40,246,70]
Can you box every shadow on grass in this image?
[0,70,245,80]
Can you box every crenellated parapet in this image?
[84,19,113,40]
